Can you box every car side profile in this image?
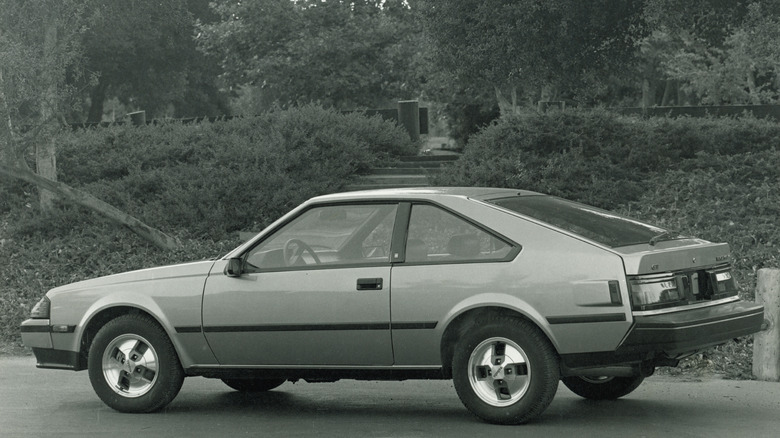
[21,187,765,424]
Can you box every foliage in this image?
[0,0,86,157]
[642,1,780,106]
[78,0,228,122]
[52,105,414,237]
[434,110,780,207]
[198,0,424,112]
[417,0,648,104]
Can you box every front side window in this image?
[405,204,514,263]
[244,203,398,271]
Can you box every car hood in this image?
[47,260,217,297]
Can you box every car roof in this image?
[310,187,539,203]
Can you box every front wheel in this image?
[88,314,184,412]
[561,375,644,400]
[452,316,559,425]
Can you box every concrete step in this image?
[355,174,429,185]
[368,167,438,176]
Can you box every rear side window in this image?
[490,196,665,248]
[404,204,514,263]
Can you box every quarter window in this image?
[405,204,513,263]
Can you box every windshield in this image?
[489,195,666,248]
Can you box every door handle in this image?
[356,278,383,291]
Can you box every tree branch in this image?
[0,163,180,251]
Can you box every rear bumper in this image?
[560,300,764,369]
[616,300,765,357]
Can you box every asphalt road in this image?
[1,355,779,438]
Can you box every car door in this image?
[202,203,399,366]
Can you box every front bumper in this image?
[616,300,765,357]
[20,319,83,370]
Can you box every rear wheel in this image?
[222,378,286,392]
[88,314,184,412]
[452,316,559,425]
[561,375,644,400]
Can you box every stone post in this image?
[753,268,780,381]
[397,100,420,142]
[128,111,146,127]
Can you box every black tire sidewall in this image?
[452,317,559,425]
[561,375,645,400]
[88,314,184,413]
[221,378,286,392]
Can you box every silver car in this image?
[21,187,764,424]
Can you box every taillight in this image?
[628,273,686,311]
[629,265,738,311]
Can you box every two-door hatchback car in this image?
[21,187,765,424]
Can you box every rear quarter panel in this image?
[390,197,632,365]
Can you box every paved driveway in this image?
[1,355,778,438]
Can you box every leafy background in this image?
[3,108,778,379]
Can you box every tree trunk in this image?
[0,68,19,166]
[747,67,760,104]
[661,80,675,106]
[0,163,180,251]
[38,18,59,211]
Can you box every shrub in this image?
[434,109,780,209]
[52,105,417,238]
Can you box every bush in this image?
[52,105,417,238]
[434,109,780,209]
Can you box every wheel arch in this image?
[78,305,185,371]
[439,305,558,378]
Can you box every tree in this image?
[198,0,424,111]
[645,1,780,105]
[417,0,648,113]
[0,0,179,250]
[1,0,85,206]
[80,0,228,122]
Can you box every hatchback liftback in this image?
[21,188,765,424]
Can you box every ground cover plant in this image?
[0,105,416,351]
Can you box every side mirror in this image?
[225,257,244,277]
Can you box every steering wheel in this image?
[283,239,321,266]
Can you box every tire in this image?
[561,375,644,400]
[452,316,559,425]
[88,313,185,413]
[222,378,286,392]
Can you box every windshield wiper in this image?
[649,230,682,246]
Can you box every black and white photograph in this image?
[2,1,780,436]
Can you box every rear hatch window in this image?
[489,195,666,248]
